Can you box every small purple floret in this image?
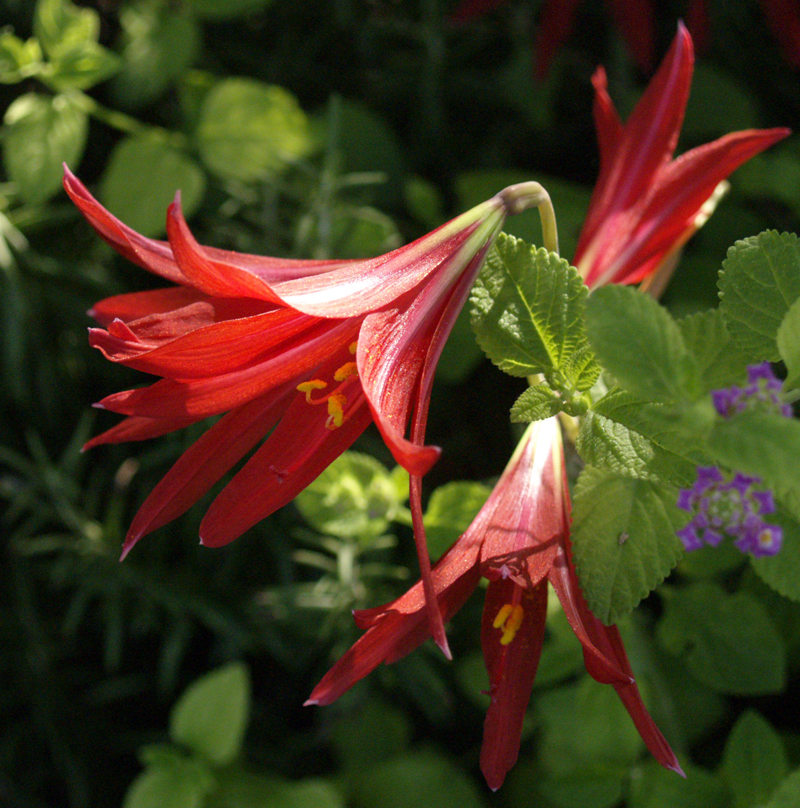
[677,465,782,558]
[712,362,792,418]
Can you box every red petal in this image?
[82,413,200,450]
[122,384,296,556]
[479,578,547,790]
[96,320,359,419]
[198,384,372,548]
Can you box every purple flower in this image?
[712,363,792,419]
[677,466,782,558]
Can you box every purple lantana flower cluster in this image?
[677,467,782,557]
[711,362,792,418]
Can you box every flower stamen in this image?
[493,603,525,646]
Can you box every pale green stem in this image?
[498,181,559,256]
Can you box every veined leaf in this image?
[585,286,701,404]
[578,390,710,487]
[470,233,599,391]
[750,492,800,603]
[719,231,800,361]
[571,467,685,625]
[777,297,800,391]
[510,383,565,423]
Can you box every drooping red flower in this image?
[67,166,550,654]
[306,418,683,789]
[573,22,789,293]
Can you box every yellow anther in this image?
[297,379,327,402]
[325,393,347,429]
[334,361,358,382]
[492,604,514,630]
[349,341,358,355]
[494,603,524,646]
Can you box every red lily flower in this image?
[66,166,551,653]
[573,22,789,293]
[306,418,682,789]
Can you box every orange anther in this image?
[494,602,525,646]
[334,361,358,382]
[297,379,327,403]
[325,393,347,429]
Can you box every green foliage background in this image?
[2,1,800,806]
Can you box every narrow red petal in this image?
[198,388,371,548]
[82,413,200,450]
[122,384,295,557]
[479,578,547,791]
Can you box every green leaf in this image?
[212,772,344,808]
[42,40,120,91]
[628,761,729,808]
[35,0,101,57]
[295,452,403,542]
[708,410,800,497]
[112,2,201,109]
[169,662,251,766]
[657,582,786,695]
[578,390,710,487]
[510,383,567,422]
[719,231,800,361]
[722,710,788,808]
[777,297,800,391]
[187,0,274,20]
[571,467,685,625]
[349,749,486,808]
[0,33,43,83]
[585,285,701,403]
[470,233,599,392]
[750,493,800,603]
[424,481,492,560]
[123,753,214,808]
[765,769,800,808]
[99,137,205,237]
[195,78,314,182]
[2,91,88,204]
[677,308,750,393]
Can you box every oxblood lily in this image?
[306,418,682,789]
[66,166,551,654]
[574,22,789,294]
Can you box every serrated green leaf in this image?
[578,390,710,486]
[3,91,87,204]
[195,78,314,182]
[677,308,750,393]
[112,2,201,109]
[585,286,701,403]
[510,383,565,422]
[35,0,101,57]
[424,481,491,560]
[708,410,800,497]
[123,754,214,808]
[169,662,250,766]
[750,493,800,603]
[765,769,800,808]
[777,297,800,391]
[99,137,205,237]
[719,231,800,361]
[295,452,402,542]
[0,33,43,83]
[571,467,685,624]
[657,582,786,695]
[470,233,599,392]
[722,710,788,808]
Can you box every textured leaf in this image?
[719,231,800,361]
[585,286,701,403]
[470,234,599,391]
[169,663,250,766]
[99,137,206,237]
[196,78,314,182]
[657,582,786,695]
[571,467,685,625]
[578,390,709,487]
[510,383,565,422]
[3,92,87,204]
[722,710,788,808]
[295,452,403,542]
[708,410,800,497]
[777,297,800,391]
[677,308,750,393]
